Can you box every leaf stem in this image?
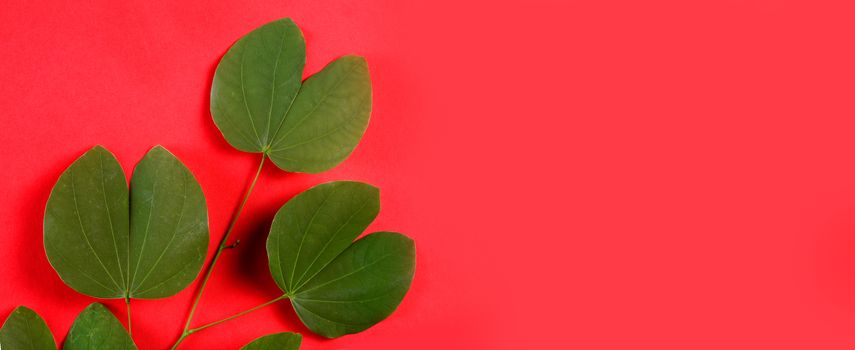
[125,297,132,336]
[169,295,285,350]
[190,294,287,333]
[171,154,267,350]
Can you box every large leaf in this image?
[44,146,208,299]
[241,332,301,350]
[0,306,56,349]
[266,55,372,173]
[128,146,209,298]
[290,232,415,338]
[64,303,135,350]
[211,18,372,173]
[44,146,129,298]
[267,181,380,292]
[211,18,305,153]
[267,182,415,338]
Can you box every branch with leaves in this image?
[0,18,415,350]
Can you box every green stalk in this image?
[192,294,286,333]
[170,154,267,350]
[125,297,131,336]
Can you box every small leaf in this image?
[44,146,209,299]
[267,182,415,338]
[211,18,372,173]
[0,306,56,349]
[240,332,301,350]
[64,303,135,350]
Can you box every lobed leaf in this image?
[64,303,136,350]
[240,332,301,350]
[211,18,372,173]
[44,146,209,299]
[267,182,415,338]
[0,306,56,349]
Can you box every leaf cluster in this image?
[1,18,415,350]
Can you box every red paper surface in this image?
[2,0,855,349]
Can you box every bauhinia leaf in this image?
[44,146,129,298]
[211,18,305,154]
[290,232,415,338]
[128,146,209,298]
[241,332,301,350]
[211,18,372,173]
[266,55,372,173]
[44,145,209,299]
[267,181,415,338]
[64,303,136,350]
[0,306,56,349]
[268,181,380,292]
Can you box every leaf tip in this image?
[10,305,34,315]
[146,144,175,158]
[87,145,115,158]
[276,17,297,25]
[83,302,108,313]
[83,145,120,162]
[339,54,368,69]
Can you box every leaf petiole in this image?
[189,294,288,334]
[125,296,132,336]
[171,294,287,350]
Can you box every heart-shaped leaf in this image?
[0,306,56,349]
[267,181,415,338]
[211,18,372,173]
[241,332,301,350]
[44,146,209,299]
[64,303,135,350]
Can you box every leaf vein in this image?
[271,61,360,147]
[292,198,373,290]
[295,252,396,295]
[130,166,160,290]
[286,185,343,290]
[131,170,188,293]
[70,168,123,292]
[239,39,263,147]
[98,151,127,291]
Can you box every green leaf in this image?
[267,181,380,292]
[267,182,415,338]
[291,232,415,338]
[211,18,305,153]
[240,332,301,350]
[64,303,135,350]
[0,306,56,349]
[266,55,372,173]
[211,18,372,173]
[44,146,209,299]
[44,146,130,298]
[128,146,209,298]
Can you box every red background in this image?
[2,0,855,349]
